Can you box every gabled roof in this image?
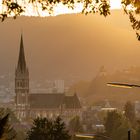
[29,93,81,109]
[64,94,81,109]
[29,93,65,109]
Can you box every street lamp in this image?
[75,134,111,140]
[107,82,140,89]
[75,134,95,139]
[107,82,138,140]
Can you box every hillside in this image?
[0,10,139,84]
[82,67,140,104]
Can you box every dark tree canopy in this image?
[68,116,83,134]
[124,101,136,124]
[26,116,71,140]
[104,111,130,140]
[0,108,16,140]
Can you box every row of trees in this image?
[0,107,83,140]
[26,117,71,140]
[24,101,140,140]
[94,101,140,140]
[0,113,71,140]
[0,101,139,140]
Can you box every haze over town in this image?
[1,7,140,140]
[0,10,140,82]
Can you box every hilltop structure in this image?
[15,35,81,121]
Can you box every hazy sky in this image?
[0,10,139,82]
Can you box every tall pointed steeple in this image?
[17,34,27,72]
[15,34,29,121]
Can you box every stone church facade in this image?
[15,35,81,121]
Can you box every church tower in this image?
[15,35,29,120]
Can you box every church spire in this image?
[17,34,27,72]
[15,34,29,121]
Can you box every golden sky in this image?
[0,0,122,16]
[110,0,121,9]
[0,11,139,80]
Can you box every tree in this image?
[52,117,71,140]
[0,108,17,140]
[124,101,136,124]
[26,116,71,140]
[3,108,24,140]
[0,0,110,20]
[104,111,130,140]
[0,114,9,139]
[0,114,16,140]
[26,117,49,140]
[68,116,83,134]
[136,121,140,140]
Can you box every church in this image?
[15,35,81,121]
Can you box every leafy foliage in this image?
[68,116,83,134]
[0,0,110,21]
[0,114,9,139]
[0,0,138,19]
[121,0,140,40]
[136,121,140,140]
[0,109,16,140]
[124,101,136,124]
[26,116,71,140]
[104,111,130,140]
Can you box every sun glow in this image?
[0,0,122,17]
[110,0,122,9]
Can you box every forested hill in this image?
[0,10,139,83]
[70,67,140,104]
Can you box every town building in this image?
[15,35,81,121]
